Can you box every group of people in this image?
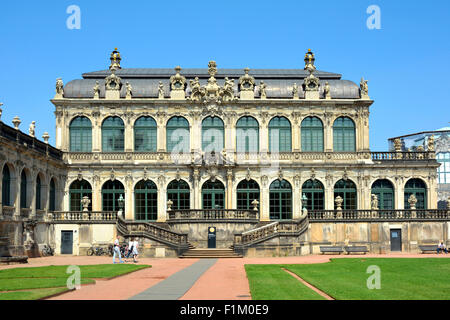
[112,236,139,264]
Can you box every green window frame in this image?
[135,180,158,221]
[269,179,292,220]
[202,180,225,209]
[134,116,157,152]
[371,179,395,210]
[20,170,27,209]
[69,180,92,211]
[202,117,224,153]
[404,179,427,209]
[301,117,324,152]
[237,179,260,210]
[334,179,357,210]
[269,116,291,152]
[102,117,125,152]
[2,165,11,206]
[49,179,56,211]
[236,116,259,153]
[302,179,325,210]
[166,117,190,153]
[167,180,190,210]
[102,180,125,212]
[437,152,450,184]
[35,175,41,210]
[70,117,92,152]
[333,117,356,152]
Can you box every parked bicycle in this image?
[107,243,128,257]
[41,244,54,256]
[86,245,108,256]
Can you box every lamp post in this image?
[118,194,125,218]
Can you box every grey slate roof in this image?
[63,68,360,99]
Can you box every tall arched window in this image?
[35,175,41,210]
[333,117,355,151]
[236,116,259,153]
[167,180,190,210]
[269,116,291,152]
[102,180,125,212]
[102,117,125,152]
[134,117,157,152]
[371,179,395,210]
[166,117,190,153]
[301,117,324,152]
[135,180,158,221]
[269,179,292,220]
[2,165,11,206]
[202,180,225,209]
[404,179,427,209]
[69,180,92,211]
[49,179,56,211]
[202,117,224,153]
[334,179,357,210]
[237,179,260,210]
[70,117,92,152]
[302,179,325,210]
[20,170,27,209]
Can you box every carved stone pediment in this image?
[105,71,122,91]
[170,66,186,91]
[303,73,320,92]
[239,68,255,91]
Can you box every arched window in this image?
[404,179,427,209]
[166,117,190,153]
[269,116,291,152]
[202,117,224,153]
[70,117,92,152]
[302,179,325,210]
[134,117,157,152]
[35,175,41,210]
[102,117,125,152]
[269,179,292,220]
[371,179,394,210]
[301,117,324,152]
[202,180,225,209]
[20,170,27,209]
[167,180,190,210]
[2,165,11,206]
[333,117,355,151]
[334,179,357,210]
[49,179,56,211]
[69,180,92,211]
[135,180,158,221]
[102,180,125,212]
[236,116,259,153]
[237,179,260,210]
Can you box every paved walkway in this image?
[1,253,448,300]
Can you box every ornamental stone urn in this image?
[335,196,343,219]
[408,194,418,218]
[252,199,259,212]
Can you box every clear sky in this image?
[0,0,449,149]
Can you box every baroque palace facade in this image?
[1,49,448,259]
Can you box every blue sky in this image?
[0,0,449,149]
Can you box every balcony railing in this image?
[370,152,434,161]
[49,211,118,222]
[168,209,258,221]
[308,209,450,221]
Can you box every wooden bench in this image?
[419,245,438,254]
[320,246,344,254]
[344,246,368,254]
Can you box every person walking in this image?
[113,235,124,264]
[126,238,134,260]
[132,238,139,263]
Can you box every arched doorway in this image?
[202,180,225,209]
[269,179,292,220]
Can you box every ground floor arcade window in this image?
[334,179,357,210]
[102,180,125,212]
[202,180,225,209]
[302,179,324,210]
[135,180,157,221]
[371,179,394,210]
[167,180,190,210]
[69,179,92,211]
[270,179,292,220]
[404,179,427,209]
[237,179,260,210]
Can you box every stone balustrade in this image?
[308,209,450,221]
[168,209,258,221]
[49,211,118,222]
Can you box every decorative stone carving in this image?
[167,199,173,211]
[23,221,36,250]
[261,175,268,188]
[110,48,122,70]
[310,168,316,181]
[335,196,343,216]
[77,168,83,181]
[170,66,186,99]
[292,83,299,100]
[110,168,116,181]
[42,132,50,144]
[408,194,417,210]
[304,49,316,73]
[93,81,100,99]
[158,81,165,99]
[427,135,435,152]
[105,69,122,99]
[158,175,166,188]
[343,167,348,181]
[125,82,132,99]
[371,194,379,210]
[324,81,331,99]
[81,196,91,212]
[55,78,64,99]
[259,81,267,99]
[277,168,283,181]
[0,102,3,121]
[252,199,259,211]
[207,166,218,182]
[175,168,181,182]
[239,68,255,100]
[360,77,369,99]
[28,121,36,137]
[246,168,251,181]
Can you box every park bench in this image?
[418,245,438,254]
[320,246,344,254]
[344,246,368,254]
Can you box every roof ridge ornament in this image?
[170,66,186,99]
[239,67,255,100]
[54,78,64,99]
[109,48,122,70]
[304,49,316,73]
[360,77,370,100]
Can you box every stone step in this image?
[180,248,242,258]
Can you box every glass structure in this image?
[70,117,92,152]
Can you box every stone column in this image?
[124,122,133,152]
[260,123,268,153]
[226,169,233,210]
[157,124,166,152]
[260,177,270,221]
[92,180,102,212]
[192,169,201,210]
[324,121,333,152]
[92,122,101,152]
[292,122,300,152]
[396,181,405,210]
[157,186,167,222]
[190,119,200,152]
[125,179,133,220]
[325,186,334,210]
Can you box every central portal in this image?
[202,180,225,209]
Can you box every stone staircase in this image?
[180,248,243,259]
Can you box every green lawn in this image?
[246,258,450,300]
[0,264,151,300]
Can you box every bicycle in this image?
[41,244,54,256]
[86,246,108,256]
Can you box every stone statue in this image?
[220,77,236,102]
[93,81,100,98]
[292,83,299,99]
[324,81,331,99]
[335,196,343,211]
[371,194,379,210]
[259,81,267,99]
[81,196,91,212]
[29,121,36,137]
[167,199,173,211]
[158,81,165,99]
[427,135,435,152]
[23,223,36,249]
[360,77,369,96]
[125,82,132,99]
[55,78,64,99]
[252,199,259,211]
[394,138,402,152]
[408,194,418,210]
